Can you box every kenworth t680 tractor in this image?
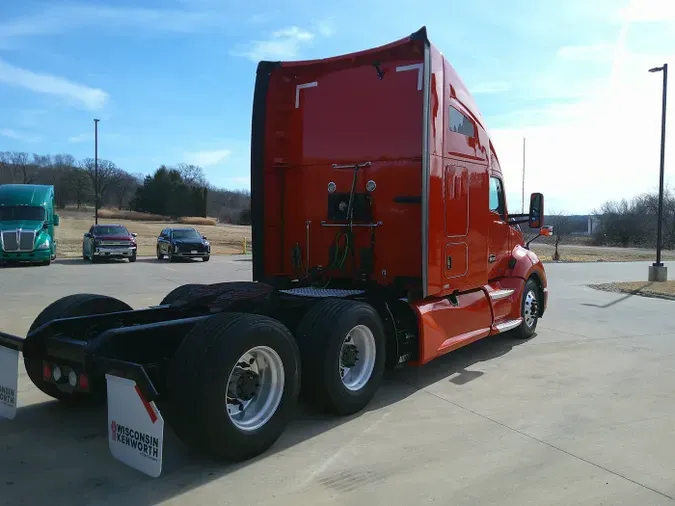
[0,27,549,477]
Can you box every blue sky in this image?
[0,0,674,213]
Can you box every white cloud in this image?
[482,1,675,215]
[233,26,317,61]
[0,4,225,42]
[313,19,335,38]
[0,58,108,111]
[1,128,41,143]
[490,53,674,215]
[184,149,232,167]
[1,129,20,140]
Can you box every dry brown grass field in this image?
[55,208,251,258]
[53,208,675,263]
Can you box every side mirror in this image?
[84,232,91,238]
[202,235,207,240]
[53,214,60,226]
[528,192,544,228]
[131,232,137,237]
[42,222,49,230]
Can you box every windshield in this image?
[173,229,201,239]
[0,206,46,221]
[94,225,129,236]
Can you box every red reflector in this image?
[79,374,89,390]
[43,362,52,380]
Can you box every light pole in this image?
[94,118,100,225]
[648,63,668,282]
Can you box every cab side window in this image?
[489,176,505,217]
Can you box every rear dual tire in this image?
[166,312,301,461]
[295,299,386,416]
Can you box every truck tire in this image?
[24,294,133,403]
[510,278,540,339]
[295,299,386,416]
[160,283,205,306]
[165,312,300,461]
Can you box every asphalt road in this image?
[2,256,675,505]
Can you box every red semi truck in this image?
[0,27,549,477]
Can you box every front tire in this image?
[129,252,137,263]
[156,246,163,260]
[166,313,301,461]
[203,255,210,262]
[510,278,540,339]
[295,299,386,416]
[24,294,133,403]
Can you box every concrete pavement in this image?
[1,257,674,505]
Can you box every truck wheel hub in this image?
[341,344,359,368]
[225,346,286,432]
[235,370,260,401]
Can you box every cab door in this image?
[487,175,510,280]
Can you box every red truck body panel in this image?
[251,26,548,365]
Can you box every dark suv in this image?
[82,224,137,263]
[156,227,210,262]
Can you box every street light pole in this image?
[648,63,668,282]
[94,118,100,225]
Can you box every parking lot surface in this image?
[2,257,675,505]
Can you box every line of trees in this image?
[591,188,675,249]
[539,188,675,254]
[0,151,251,224]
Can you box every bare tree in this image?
[548,212,572,261]
[68,168,93,209]
[9,152,38,184]
[176,163,206,187]
[81,158,117,212]
[46,154,77,208]
[0,152,11,184]
[109,167,139,209]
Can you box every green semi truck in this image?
[0,184,59,266]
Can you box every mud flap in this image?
[106,374,164,478]
[0,346,19,420]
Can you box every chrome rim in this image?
[339,325,376,391]
[225,346,285,432]
[523,290,538,328]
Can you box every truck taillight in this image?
[79,373,89,390]
[42,362,52,380]
[68,370,78,387]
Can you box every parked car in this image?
[82,224,137,263]
[156,227,210,262]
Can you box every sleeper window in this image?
[448,105,475,137]
[489,177,505,216]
